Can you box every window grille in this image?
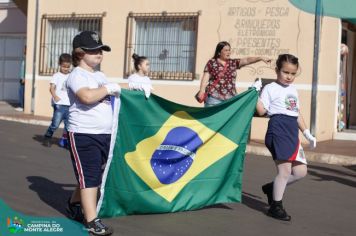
[39,13,104,75]
[125,12,200,81]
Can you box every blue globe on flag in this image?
[150,127,203,184]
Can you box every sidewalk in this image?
[1,101,355,166]
[0,101,53,126]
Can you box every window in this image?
[39,13,104,75]
[125,12,200,81]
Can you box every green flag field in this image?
[98,89,258,218]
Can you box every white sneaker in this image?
[14,107,23,112]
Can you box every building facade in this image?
[19,0,356,141]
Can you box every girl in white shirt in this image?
[128,53,153,98]
[255,54,316,221]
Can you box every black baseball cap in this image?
[72,31,111,52]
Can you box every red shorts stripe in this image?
[69,132,86,189]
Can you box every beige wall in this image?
[24,0,341,141]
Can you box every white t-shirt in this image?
[50,72,70,105]
[66,66,113,134]
[128,73,152,91]
[260,82,299,117]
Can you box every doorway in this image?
[0,35,26,102]
[339,23,356,131]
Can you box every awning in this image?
[289,0,356,24]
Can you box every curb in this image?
[246,144,356,166]
[0,116,63,128]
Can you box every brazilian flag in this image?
[98,89,258,217]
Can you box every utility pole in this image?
[310,0,322,135]
[31,0,39,113]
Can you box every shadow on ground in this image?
[32,134,62,148]
[202,203,233,210]
[308,170,356,188]
[344,165,356,173]
[308,164,356,188]
[2,101,20,108]
[27,176,76,216]
[308,164,356,178]
[200,191,268,213]
[242,191,268,214]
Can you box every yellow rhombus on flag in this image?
[125,111,238,202]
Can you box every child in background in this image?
[66,31,120,236]
[255,54,316,221]
[43,53,72,147]
[128,53,153,98]
[15,45,26,112]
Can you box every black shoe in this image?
[267,200,291,221]
[42,137,51,147]
[86,218,113,236]
[262,182,273,205]
[66,198,84,223]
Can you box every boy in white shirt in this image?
[43,53,72,147]
[66,31,120,236]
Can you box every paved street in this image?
[0,120,355,236]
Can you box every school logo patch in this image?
[285,94,299,112]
